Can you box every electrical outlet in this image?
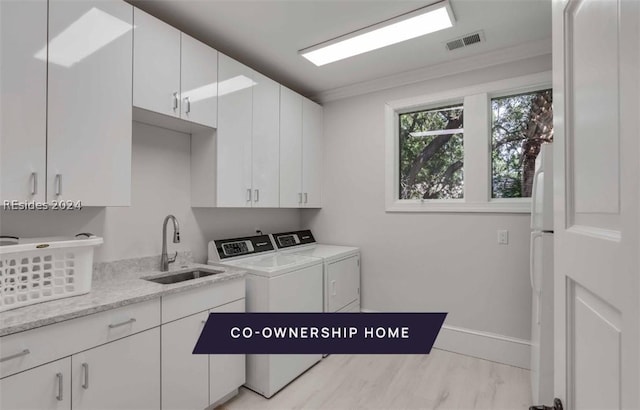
[497,230,509,245]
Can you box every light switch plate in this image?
[497,230,509,245]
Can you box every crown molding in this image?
[314,38,552,104]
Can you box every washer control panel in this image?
[212,234,275,260]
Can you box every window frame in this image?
[385,71,552,213]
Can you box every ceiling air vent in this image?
[445,31,485,51]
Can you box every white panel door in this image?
[209,299,246,405]
[72,328,160,410]
[162,311,209,410]
[302,98,323,208]
[181,33,218,128]
[279,87,303,208]
[0,358,71,410]
[47,0,132,206]
[552,0,639,409]
[217,54,253,207]
[133,8,181,118]
[251,70,280,208]
[0,0,47,203]
[326,256,360,313]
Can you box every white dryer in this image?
[208,234,323,398]
[271,230,360,313]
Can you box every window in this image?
[399,104,464,200]
[491,89,553,198]
[385,71,552,212]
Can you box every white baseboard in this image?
[360,308,531,369]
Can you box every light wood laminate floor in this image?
[218,349,531,410]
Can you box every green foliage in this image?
[399,105,464,200]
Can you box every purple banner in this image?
[193,312,447,355]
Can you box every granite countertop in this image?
[0,255,245,337]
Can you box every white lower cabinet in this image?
[72,328,160,410]
[0,358,71,410]
[210,299,246,405]
[161,311,209,410]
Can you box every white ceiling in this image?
[129,0,551,99]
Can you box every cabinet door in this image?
[72,328,160,410]
[181,33,218,128]
[251,70,280,208]
[0,358,71,410]
[0,0,47,203]
[47,0,133,206]
[302,98,323,208]
[279,87,303,208]
[133,8,181,117]
[217,54,253,207]
[326,255,360,312]
[161,311,209,410]
[210,299,246,405]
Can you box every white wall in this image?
[302,55,552,344]
[0,122,300,263]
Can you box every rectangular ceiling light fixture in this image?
[300,0,455,66]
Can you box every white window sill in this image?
[385,200,531,214]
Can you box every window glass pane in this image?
[399,105,464,200]
[491,89,553,198]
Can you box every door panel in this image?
[72,329,160,410]
[302,98,323,208]
[209,299,246,405]
[181,33,218,128]
[0,0,47,203]
[133,8,181,117]
[251,70,280,208]
[0,358,71,410]
[553,0,639,408]
[47,0,132,206]
[217,54,253,207]
[162,311,209,410]
[326,256,360,313]
[279,87,303,208]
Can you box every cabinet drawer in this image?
[161,278,245,323]
[0,298,160,379]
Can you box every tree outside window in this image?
[399,104,464,200]
[491,89,553,198]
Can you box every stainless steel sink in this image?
[144,268,224,285]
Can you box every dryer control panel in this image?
[271,230,316,249]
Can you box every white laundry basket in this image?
[0,235,103,312]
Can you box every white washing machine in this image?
[208,234,323,398]
[271,230,360,313]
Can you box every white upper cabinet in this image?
[0,0,47,203]
[302,98,323,208]
[279,87,303,208]
[181,33,218,128]
[133,8,181,118]
[278,90,323,208]
[216,54,254,207]
[47,0,133,206]
[251,70,280,208]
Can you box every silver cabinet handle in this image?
[55,174,62,196]
[298,193,302,204]
[56,373,63,401]
[81,363,89,389]
[172,92,179,111]
[108,318,136,329]
[246,188,252,202]
[304,192,308,204]
[331,280,337,296]
[0,348,30,363]
[254,189,259,202]
[184,96,191,114]
[31,172,38,195]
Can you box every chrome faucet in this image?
[161,215,180,272]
